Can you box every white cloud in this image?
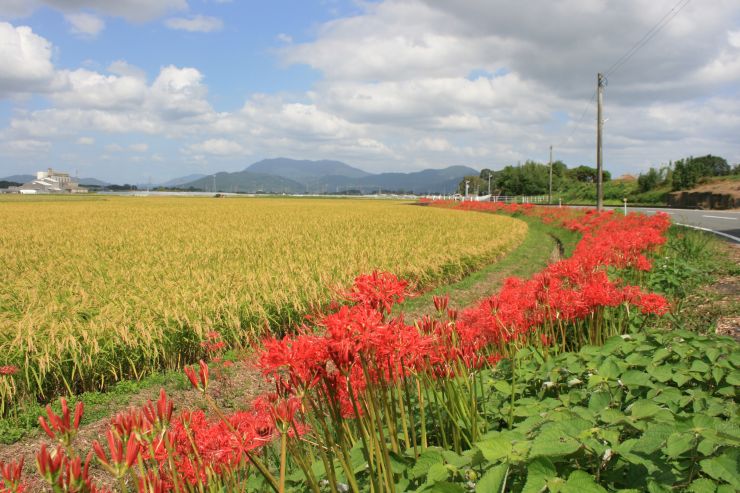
[65,12,105,38]
[1,1,188,22]
[185,138,246,155]
[104,143,123,152]
[51,68,148,109]
[0,23,55,96]
[164,15,223,33]
[129,143,148,152]
[77,136,94,145]
[276,33,292,43]
[0,138,51,154]
[729,30,740,49]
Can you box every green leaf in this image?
[476,464,508,493]
[690,360,710,374]
[430,482,465,493]
[412,451,443,479]
[560,470,607,493]
[493,381,512,394]
[688,478,717,493]
[476,435,512,462]
[630,400,661,419]
[588,391,611,411]
[522,457,556,493]
[529,427,581,458]
[621,370,651,387]
[726,370,740,386]
[441,450,471,468]
[425,463,449,484]
[648,365,673,383]
[672,372,692,387]
[651,347,671,364]
[632,424,674,454]
[664,432,694,458]
[700,450,740,489]
[598,357,621,379]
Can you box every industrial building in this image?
[9,169,88,194]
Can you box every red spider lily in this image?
[0,458,25,493]
[184,360,209,392]
[142,389,174,430]
[201,331,226,355]
[36,445,65,484]
[38,398,84,446]
[342,270,409,313]
[111,408,147,441]
[137,471,169,493]
[92,430,141,478]
[0,366,18,376]
[432,294,449,314]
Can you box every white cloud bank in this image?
[165,15,223,33]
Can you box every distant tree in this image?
[456,175,487,195]
[672,154,729,190]
[567,165,611,183]
[637,168,661,193]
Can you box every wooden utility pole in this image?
[596,73,605,211]
[548,145,553,204]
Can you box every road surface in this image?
[618,207,740,243]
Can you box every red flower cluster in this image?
[0,366,18,376]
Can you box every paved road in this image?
[616,207,740,243]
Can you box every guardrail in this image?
[424,194,551,204]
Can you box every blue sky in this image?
[1,0,739,183]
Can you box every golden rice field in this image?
[0,196,527,411]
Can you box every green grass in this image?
[396,216,580,316]
[0,370,188,445]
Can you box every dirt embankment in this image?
[668,178,740,210]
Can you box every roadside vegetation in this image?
[456,154,739,206]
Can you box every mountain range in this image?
[2,158,478,194]
[181,158,476,194]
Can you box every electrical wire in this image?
[555,90,596,148]
[553,0,691,151]
[604,0,691,78]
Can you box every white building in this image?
[12,168,88,194]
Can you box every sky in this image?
[0,0,739,183]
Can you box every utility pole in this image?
[464,179,470,199]
[596,72,605,211]
[548,145,553,205]
[487,171,492,196]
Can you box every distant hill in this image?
[180,159,478,194]
[159,174,208,188]
[308,165,478,194]
[182,171,306,193]
[246,158,371,182]
[0,174,34,183]
[78,177,110,187]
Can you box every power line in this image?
[556,89,596,148]
[555,0,691,149]
[604,0,691,78]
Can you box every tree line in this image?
[457,154,738,198]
